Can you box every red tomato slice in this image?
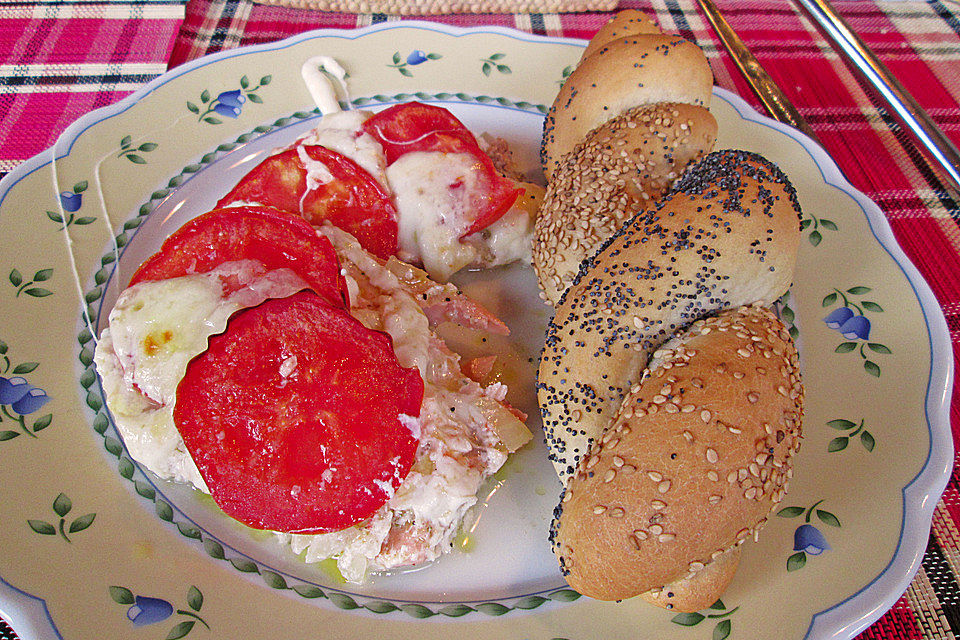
[361,102,480,164]
[457,164,525,239]
[216,146,399,259]
[361,102,523,238]
[173,291,424,534]
[130,205,348,309]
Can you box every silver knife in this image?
[697,0,823,145]
[795,0,960,202]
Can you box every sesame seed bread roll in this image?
[580,9,663,61]
[640,546,741,612]
[540,33,713,181]
[537,150,801,483]
[533,102,718,305]
[551,304,803,604]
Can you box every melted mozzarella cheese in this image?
[388,151,483,281]
[296,110,387,187]
[94,261,309,490]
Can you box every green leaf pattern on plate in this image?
[481,53,511,76]
[826,418,876,453]
[27,493,95,542]
[800,211,838,246]
[118,135,159,164]
[8,267,53,298]
[671,599,739,639]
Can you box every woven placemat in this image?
[252,0,617,14]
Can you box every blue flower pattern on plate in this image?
[127,595,174,626]
[822,286,890,377]
[778,500,841,571]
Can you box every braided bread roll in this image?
[534,13,719,305]
[537,150,804,609]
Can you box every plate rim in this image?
[0,19,953,640]
[711,85,954,639]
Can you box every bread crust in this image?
[541,34,713,180]
[552,304,804,601]
[533,102,718,305]
[640,546,740,612]
[537,150,801,483]
[580,9,663,61]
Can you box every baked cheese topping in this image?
[95,232,524,583]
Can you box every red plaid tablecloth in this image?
[1,1,958,638]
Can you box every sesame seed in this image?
[700,410,712,423]
[658,480,672,493]
[706,448,719,464]
[593,506,607,515]
[609,507,625,518]
[658,533,676,543]
[648,471,663,482]
[651,500,666,510]
[604,469,617,483]
[709,495,722,504]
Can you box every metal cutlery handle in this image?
[698,0,822,144]
[795,0,960,201]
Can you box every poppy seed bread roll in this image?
[551,304,804,604]
[534,102,718,305]
[580,9,662,61]
[537,150,802,484]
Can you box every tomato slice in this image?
[361,102,523,238]
[216,146,399,259]
[130,205,348,309]
[173,291,424,534]
[360,102,480,164]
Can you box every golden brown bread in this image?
[540,31,713,181]
[551,304,804,603]
[537,150,802,484]
[533,11,804,611]
[533,102,718,305]
[580,9,662,60]
[640,547,741,612]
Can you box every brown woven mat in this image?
[252,0,617,14]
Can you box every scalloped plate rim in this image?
[0,20,952,640]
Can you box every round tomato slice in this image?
[130,205,348,308]
[216,146,399,259]
[361,102,480,165]
[173,291,424,534]
[361,102,523,238]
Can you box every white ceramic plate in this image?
[0,22,951,640]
